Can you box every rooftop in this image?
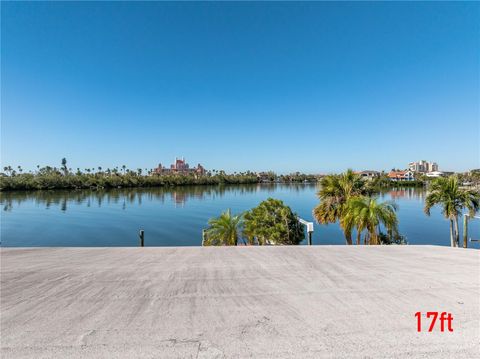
[1,246,478,358]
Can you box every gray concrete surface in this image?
[1,246,479,358]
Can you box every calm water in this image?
[1,184,478,247]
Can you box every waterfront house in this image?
[387,170,415,181]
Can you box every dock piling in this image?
[139,230,145,247]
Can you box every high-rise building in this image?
[427,162,438,172]
[408,160,438,173]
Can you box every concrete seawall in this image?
[1,246,479,358]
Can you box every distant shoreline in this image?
[0,177,428,193]
[0,175,320,192]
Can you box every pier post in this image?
[202,229,206,246]
[463,215,468,248]
[308,231,312,246]
[139,230,145,247]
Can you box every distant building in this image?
[154,157,206,176]
[425,171,445,178]
[408,160,438,173]
[357,170,381,180]
[387,170,415,181]
[256,171,277,182]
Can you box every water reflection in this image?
[2,184,478,248]
[1,183,317,212]
[384,187,426,200]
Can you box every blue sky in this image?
[2,2,479,173]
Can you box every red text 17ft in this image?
[415,312,453,332]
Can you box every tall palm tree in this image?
[424,176,479,247]
[61,158,68,175]
[203,209,244,246]
[313,169,368,244]
[344,197,398,245]
[341,205,368,245]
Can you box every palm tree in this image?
[203,209,244,246]
[61,158,68,175]
[313,169,368,244]
[3,166,13,175]
[424,176,479,247]
[342,205,368,245]
[344,197,398,245]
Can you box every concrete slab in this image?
[1,246,479,358]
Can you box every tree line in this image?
[0,158,321,191]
